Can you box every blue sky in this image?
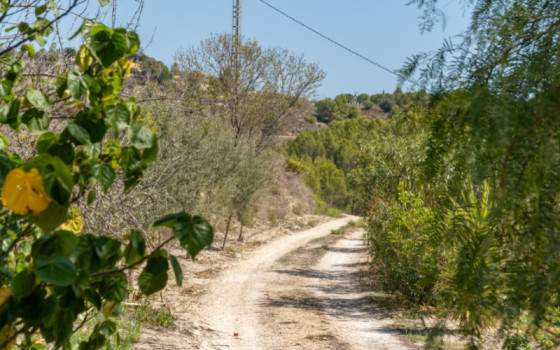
[110,0,471,98]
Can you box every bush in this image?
[363,100,374,110]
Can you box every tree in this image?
[360,0,560,347]
[175,34,325,147]
[362,100,374,110]
[356,93,370,105]
[0,1,213,348]
[379,98,394,113]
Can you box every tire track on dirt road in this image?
[196,215,416,349]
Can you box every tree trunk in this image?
[237,223,244,242]
[222,212,234,250]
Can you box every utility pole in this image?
[232,0,242,78]
[231,0,242,144]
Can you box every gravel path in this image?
[311,229,413,349]
[196,216,415,349]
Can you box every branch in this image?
[89,235,174,278]
[500,103,560,187]
[0,0,83,57]
[1,224,33,259]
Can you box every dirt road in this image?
[193,216,415,349]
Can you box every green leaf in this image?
[0,80,13,100]
[53,230,79,257]
[66,122,91,145]
[0,99,21,130]
[98,272,127,302]
[34,256,77,286]
[12,269,36,297]
[45,142,75,166]
[137,255,168,295]
[87,25,129,68]
[54,75,67,98]
[153,212,183,228]
[53,308,75,346]
[32,231,77,260]
[120,146,142,175]
[36,132,56,153]
[31,201,69,234]
[87,190,96,204]
[95,237,123,270]
[22,108,50,135]
[127,124,156,149]
[0,134,8,151]
[49,0,59,17]
[92,162,115,192]
[26,89,50,109]
[106,103,130,136]
[124,230,146,267]
[98,0,110,7]
[142,141,159,165]
[75,113,107,143]
[21,43,35,57]
[153,212,214,259]
[67,70,89,100]
[17,290,56,327]
[126,32,140,55]
[168,255,183,287]
[35,4,47,16]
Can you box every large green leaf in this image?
[123,230,145,267]
[66,122,91,145]
[53,308,75,346]
[74,113,107,143]
[92,162,115,192]
[168,255,183,287]
[0,99,21,130]
[17,290,56,327]
[153,212,183,228]
[22,108,50,135]
[0,80,13,100]
[127,124,156,149]
[98,272,127,302]
[153,212,214,259]
[53,230,79,257]
[11,269,36,298]
[120,146,142,175]
[31,201,69,234]
[67,69,89,100]
[137,255,168,295]
[87,25,129,68]
[26,89,50,109]
[106,103,130,137]
[36,132,56,153]
[34,256,77,286]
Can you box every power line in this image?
[258,0,417,87]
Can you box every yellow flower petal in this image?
[0,287,11,307]
[1,168,51,215]
[0,324,15,350]
[60,216,83,234]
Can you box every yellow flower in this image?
[1,168,51,215]
[60,216,83,234]
[119,58,140,79]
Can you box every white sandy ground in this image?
[186,215,415,350]
[311,229,413,349]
